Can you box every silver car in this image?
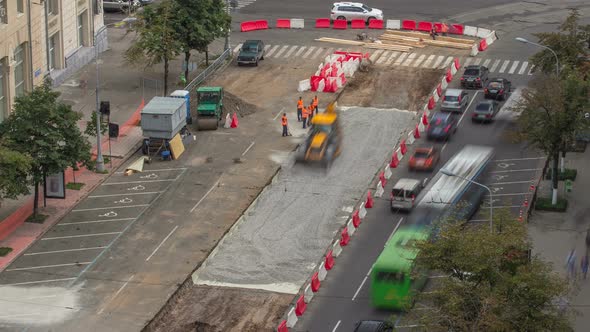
[441,89,469,113]
[330,2,383,23]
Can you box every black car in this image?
[472,100,499,123]
[460,65,489,89]
[237,40,265,66]
[353,320,393,332]
[427,111,458,141]
[484,78,512,100]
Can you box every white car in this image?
[330,2,383,23]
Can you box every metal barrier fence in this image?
[185,48,232,91]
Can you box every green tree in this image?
[0,144,31,206]
[409,211,573,331]
[513,73,589,205]
[173,0,231,81]
[84,111,108,138]
[125,0,182,95]
[0,82,92,216]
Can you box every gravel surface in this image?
[192,107,414,294]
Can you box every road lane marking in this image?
[458,91,481,126]
[302,46,315,59]
[498,60,510,73]
[493,157,544,162]
[332,320,342,332]
[273,107,285,120]
[490,59,501,72]
[59,217,135,226]
[294,46,306,57]
[103,179,175,185]
[528,65,535,75]
[97,274,135,315]
[311,47,324,59]
[0,278,76,287]
[283,45,298,58]
[463,57,473,67]
[352,273,370,301]
[421,54,435,67]
[322,48,335,58]
[115,168,186,175]
[490,168,542,173]
[432,55,445,68]
[376,51,391,64]
[265,45,279,57]
[488,180,535,185]
[473,58,482,65]
[190,179,220,213]
[483,192,529,197]
[518,61,529,75]
[24,247,107,255]
[508,61,520,74]
[402,53,417,66]
[386,217,405,246]
[394,53,408,66]
[42,232,121,240]
[6,262,91,271]
[89,192,160,198]
[272,45,289,58]
[242,141,256,156]
[385,51,400,65]
[482,59,491,67]
[146,226,179,261]
[441,56,453,68]
[369,50,384,62]
[72,204,149,212]
[412,54,426,67]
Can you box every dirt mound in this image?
[223,91,259,117]
[338,65,443,111]
[144,284,291,332]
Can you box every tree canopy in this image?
[0,144,31,206]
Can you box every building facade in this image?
[0,0,106,123]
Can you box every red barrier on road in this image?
[241,21,257,32]
[436,83,442,97]
[451,24,464,35]
[365,191,374,208]
[277,320,288,332]
[379,171,387,186]
[446,69,453,82]
[295,295,307,316]
[479,39,488,51]
[402,20,416,30]
[427,96,436,110]
[255,20,269,30]
[351,19,365,29]
[422,113,429,125]
[417,21,432,32]
[400,140,407,155]
[390,152,400,168]
[414,124,421,138]
[333,19,347,29]
[352,210,361,228]
[325,250,335,270]
[454,58,460,70]
[434,22,442,33]
[340,227,350,246]
[276,19,291,28]
[315,18,330,28]
[311,272,321,292]
[368,19,384,29]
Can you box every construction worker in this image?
[312,95,319,115]
[297,97,303,122]
[302,106,309,129]
[441,23,449,36]
[430,27,438,40]
[308,101,315,126]
[281,113,289,137]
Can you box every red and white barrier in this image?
[352,210,361,227]
[312,271,322,290]
[240,20,269,32]
[386,19,400,30]
[384,164,392,179]
[331,239,342,257]
[464,25,478,37]
[291,18,304,29]
[286,307,298,327]
[375,180,385,197]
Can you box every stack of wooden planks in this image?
[315,37,412,52]
[381,30,475,50]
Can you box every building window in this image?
[78,12,86,47]
[0,0,7,24]
[17,0,24,14]
[14,44,26,97]
[0,59,6,123]
[47,0,58,15]
[49,34,57,70]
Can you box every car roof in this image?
[445,88,462,96]
[489,78,505,82]
[415,147,434,154]
[465,65,483,70]
[432,111,450,119]
[392,178,421,190]
[334,2,364,7]
[477,100,494,106]
[243,40,262,45]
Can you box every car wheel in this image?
[337,16,346,21]
[367,16,376,24]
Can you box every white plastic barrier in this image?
[318,262,328,281]
[432,88,439,102]
[485,31,497,46]
[441,76,448,89]
[286,307,298,328]
[332,239,343,257]
[336,76,344,89]
[396,148,404,162]
[386,19,401,30]
[317,79,325,92]
[451,64,457,75]
[384,164,392,179]
[347,219,356,236]
[298,79,311,92]
[407,131,416,145]
[463,25,478,37]
[223,113,231,128]
[476,28,492,38]
[470,43,479,57]
[303,284,314,303]
[375,181,384,197]
[359,203,367,219]
[290,18,304,29]
[418,121,425,133]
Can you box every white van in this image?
[390,178,424,212]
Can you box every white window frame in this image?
[17,0,24,14]
[47,0,58,15]
[49,34,57,70]
[14,44,26,97]
[0,0,7,24]
[0,59,6,123]
[77,12,85,47]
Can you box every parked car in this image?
[354,320,394,332]
[460,65,489,89]
[237,40,265,66]
[390,178,424,212]
[484,78,512,100]
[427,111,458,140]
[472,100,499,123]
[409,147,440,171]
[103,0,141,12]
[330,2,383,23]
[441,89,469,113]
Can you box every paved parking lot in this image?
[0,167,186,287]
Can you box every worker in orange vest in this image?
[308,100,315,125]
[312,95,319,115]
[441,23,449,36]
[281,113,289,137]
[297,97,303,122]
[302,106,309,129]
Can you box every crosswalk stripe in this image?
[498,60,510,73]
[233,44,243,54]
[402,53,417,66]
[422,54,435,68]
[266,45,280,57]
[473,58,482,65]
[412,54,426,67]
[322,48,335,59]
[441,56,453,68]
[264,45,271,53]
[394,53,408,66]
[303,47,315,59]
[377,51,391,64]
[518,61,529,75]
[528,65,535,75]
[490,59,501,72]
[508,60,520,74]
[369,50,384,62]
[432,55,445,68]
[283,45,298,58]
[463,57,473,67]
[311,47,324,59]
[273,45,289,58]
[385,51,400,65]
[295,46,306,57]
[482,59,491,67]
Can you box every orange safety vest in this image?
[281,115,288,126]
[302,107,309,118]
[441,24,449,33]
[297,100,303,109]
[313,97,318,107]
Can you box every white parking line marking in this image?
[0,278,76,287]
[458,91,481,126]
[352,270,370,301]
[508,61,520,74]
[24,247,107,255]
[303,46,315,58]
[369,50,384,62]
[402,53,417,66]
[385,51,400,65]
[311,47,324,59]
[104,179,175,185]
[294,46,306,57]
[332,320,342,332]
[190,179,221,213]
[272,45,289,58]
[146,226,179,261]
[412,54,426,67]
[528,65,535,75]
[283,45,298,58]
[265,45,279,57]
[97,274,135,315]
[59,217,134,226]
[242,141,255,156]
[518,61,529,75]
[493,157,544,162]
[115,167,186,175]
[441,56,453,68]
[422,54,435,67]
[432,55,445,68]
[490,59,501,72]
[483,193,529,197]
[489,180,534,185]
[394,53,408,66]
[6,262,91,271]
[498,60,510,73]
[42,232,121,240]
[473,58,482,65]
[490,168,542,173]
[463,57,473,67]
[72,204,149,212]
[232,44,242,54]
[482,59,491,67]
[376,51,391,64]
[89,192,160,198]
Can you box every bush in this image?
[26,213,48,224]
[66,182,85,190]
[535,196,568,212]
[545,168,577,181]
[0,247,12,257]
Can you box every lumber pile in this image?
[315,37,412,52]
[381,30,476,50]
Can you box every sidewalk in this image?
[0,26,212,271]
[528,149,590,331]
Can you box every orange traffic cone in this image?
[365,191,374,208]
[230,112,239,128]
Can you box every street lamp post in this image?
[440,168,494,233]
[224,0,231,51]
[515,37,560,76]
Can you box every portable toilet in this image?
[170,90,192,124]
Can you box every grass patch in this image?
[0,247,12,257]
[66,182,85,190]
[545,168,577,181]
[25,213,49,224]
[535,196,568,212]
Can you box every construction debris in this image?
[124,156,147,176]
[315,37,412,52]
[381,30,476,50]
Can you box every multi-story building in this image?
[0,0,106,123]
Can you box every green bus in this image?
[370,226,429,310]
